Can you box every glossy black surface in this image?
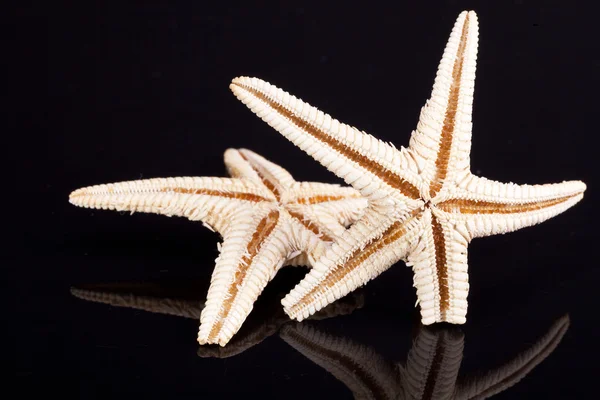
[16,1,598,398]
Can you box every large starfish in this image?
[69,148,367,345]
[229,10,586,324]
[281,314,569,399]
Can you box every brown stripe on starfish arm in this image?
[167,187,269,202]
[237,151,281,200]
[429,13,471,198]
[230,82,421,200]
[288,212,421,315]
[436,194,579,214]
[292,195,351,205]
[431,214,450,319]
[288,210,334,242]
[207,210,280,342]
[69,186,269,203]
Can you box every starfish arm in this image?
[70,287,203,319]
[400,327,464,400]
[408,11,479,199]
[280,323,401,399]
[230,76,424,206]
[198,207,294,346]
[436,177,586,239]
[224,148,296,198]
[288,181,368,230]
[282,208,427,321]
[408,209,471,324]
[69,176,272,234]
[455,315,569,400]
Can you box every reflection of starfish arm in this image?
[71,283,363,359]
[69,176,271,234]
[280,323,400,400]
[70,287,203,319]
[455,315,570,400]
[399,327,464,400]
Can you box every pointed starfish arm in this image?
[198,207,293,346]
[409,11,479,198]
[69,176,272,234]
[400,328,464,400]
[282,209,427,321]
[230,76,424,207]
[436,177,586,239]
[280,323,401,399]
[70,287,203,319]
[224,148,295,198]
[455,315,570,400]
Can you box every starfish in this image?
[70,280,364,358]
[281,314,570,399]
[69,148,367,345]
[229,10,586,324]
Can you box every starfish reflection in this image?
[71,281,568,398]
[281,316,569,400]
[70,278,364,358]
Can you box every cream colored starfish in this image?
[281,315,570,399]
[229,10,586,324]
[69,148,367,346]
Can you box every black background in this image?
[13,0,599,398]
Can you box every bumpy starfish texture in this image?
[229,11,586,324]
[281,315,569,399]
[69,148,367,346]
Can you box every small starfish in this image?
[281,315,570,399]
[229,11,586,324]
[70,280,364,358]
[69,148,367,345]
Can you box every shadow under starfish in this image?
[280,315,570,400]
